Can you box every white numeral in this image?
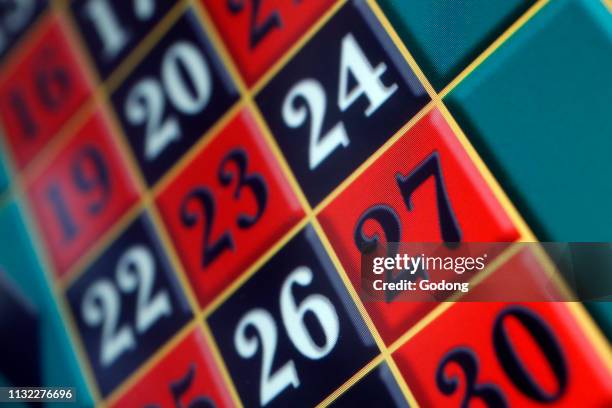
[162,41,212,114]
[134,0,155,20]
[82,279,135,367]
[126,78,179,160]
[234,266,339,405]
[81,0,157,60]
[0,0,36,54]
[82,0,130,60]
[282,32,397,170]
[125,41,212,161]
[81,245,171,367]
[235,309,300,406]
[338,33,397,116]
[282,79,349,170]
[116,245,171,333]
[280,266,339,359]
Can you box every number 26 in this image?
[234,266,339,406]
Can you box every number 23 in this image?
[180,148,268,267]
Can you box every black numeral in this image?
[353,151,461,301]
[493,306,568,402]
[71,146,111,215]
[436,305,567,405]
[180,187,235,267]
[180,148,268,267]
[436,348,507,408]
[218,148,267,228]
[9,89,37,138]
[35,48,72,111]
[47,183,79,241]
[227,0,282,49]
[8,47,72,139]
[169,364,216,408]
[46,146,111,241]
[354,204,401,254]
[353,204,429,302]
[396,152,461,243]
[145,364,217,408]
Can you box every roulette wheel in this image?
[0,0,611,406]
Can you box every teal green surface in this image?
[446,0,612,241]
[588,302,612,338]
[0,200,94,407]
[378,0,533,90]
[446,0,612,338]
[0,148,9,194]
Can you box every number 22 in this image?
[81,245,172,366]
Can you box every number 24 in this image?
[283,32,398,170]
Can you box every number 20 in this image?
[125,41,212,161]
[282,33,397,170]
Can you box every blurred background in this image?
[0,0,611,407]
